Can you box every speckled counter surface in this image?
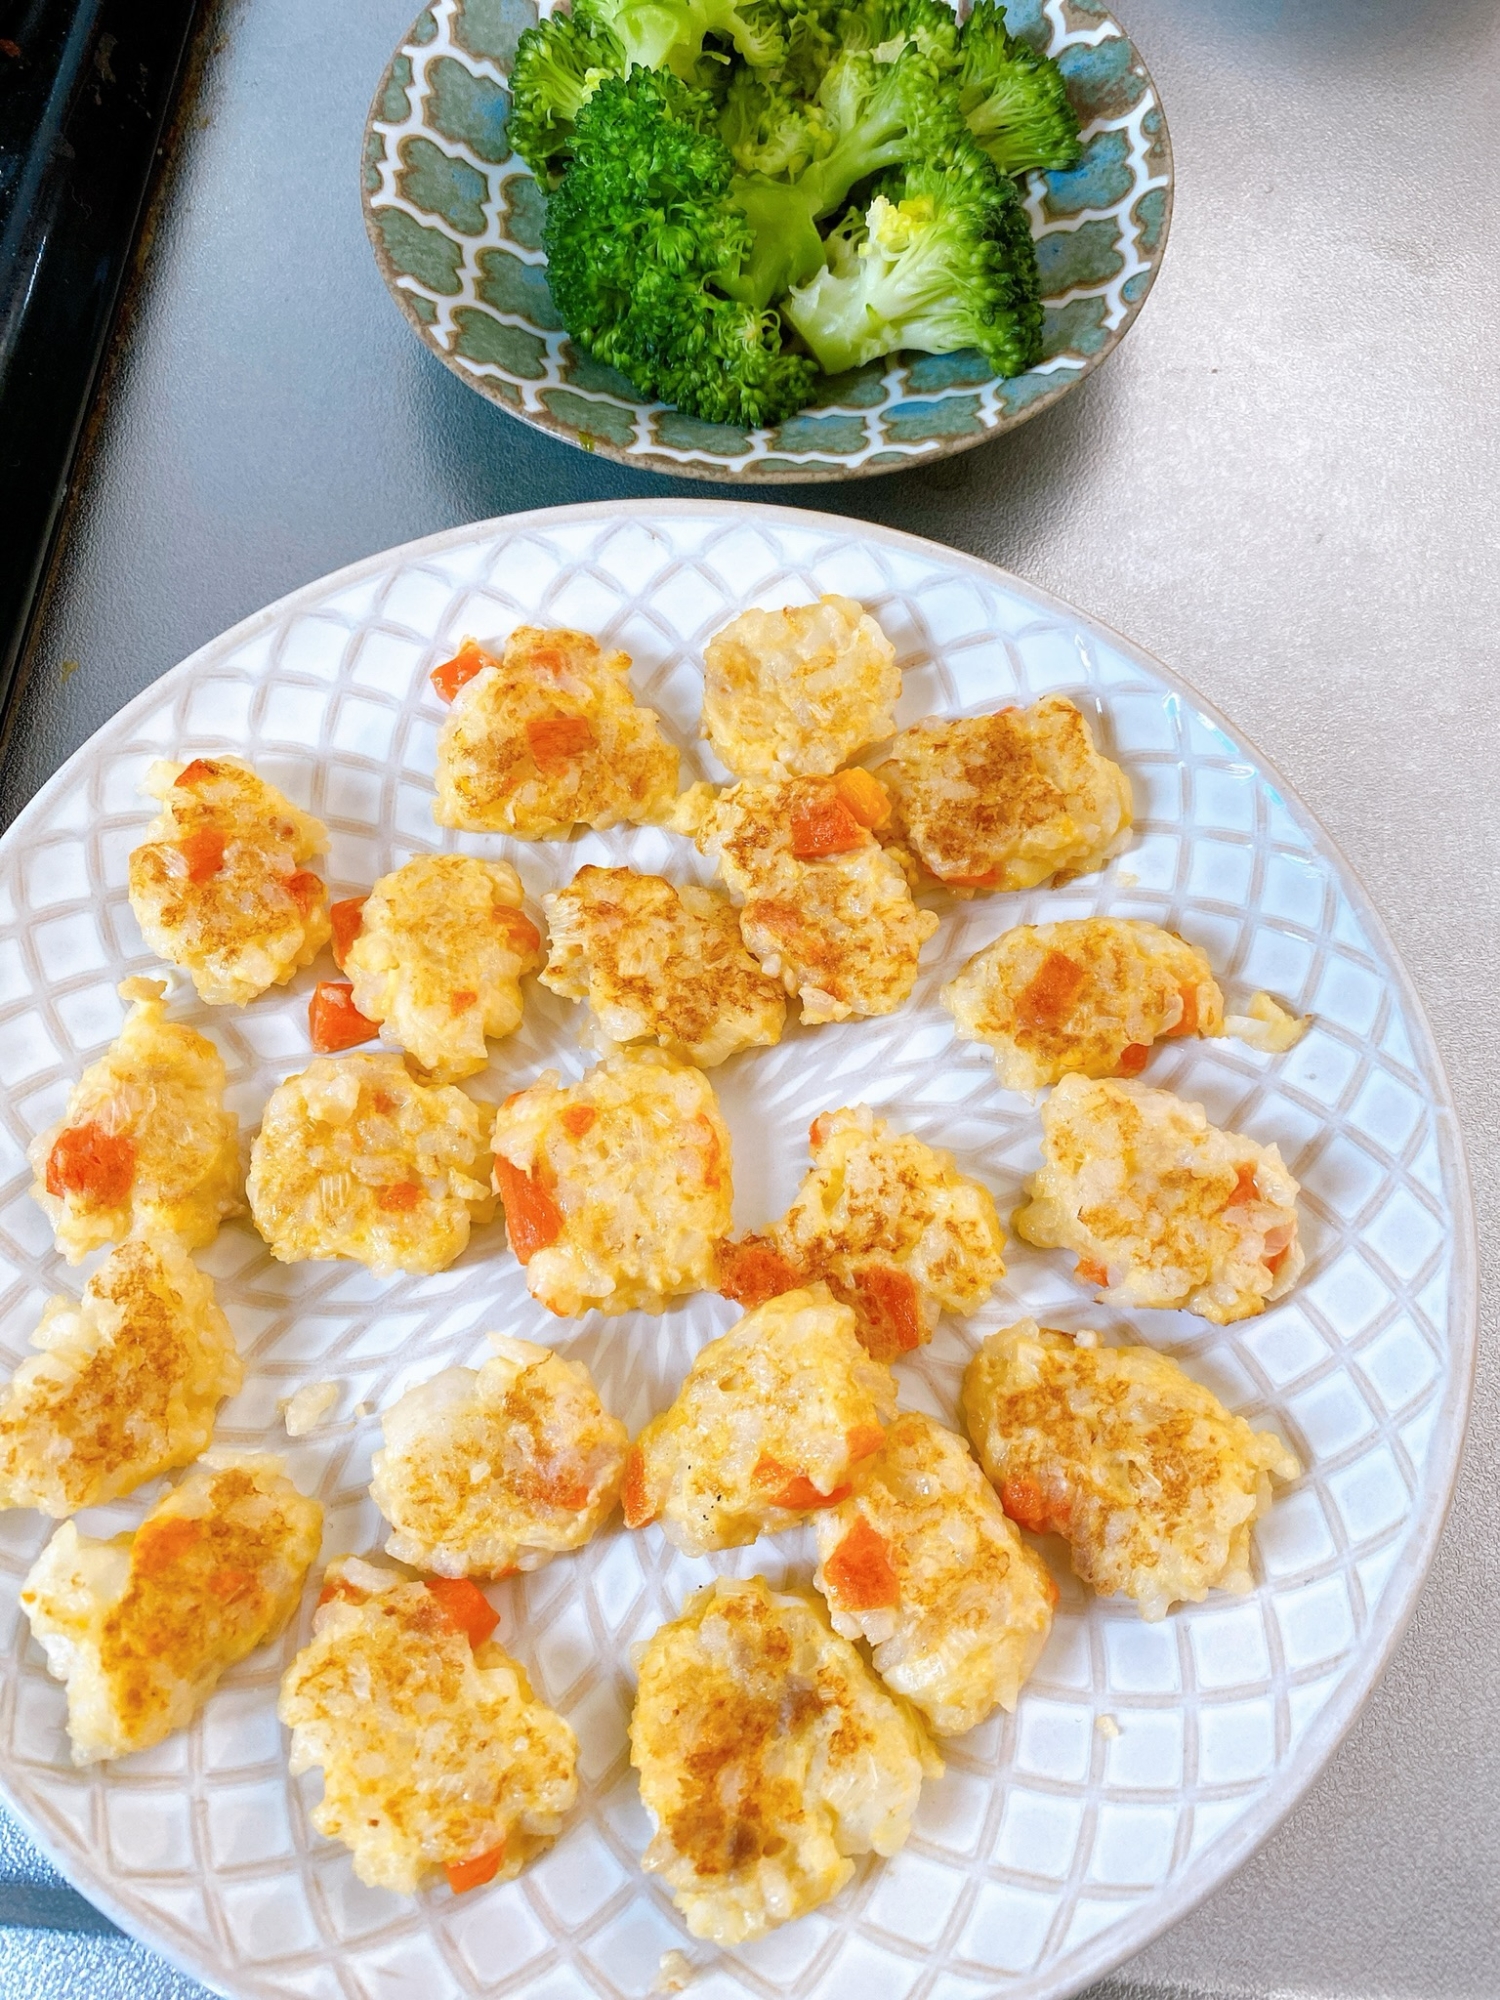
[3,0,1498,1995]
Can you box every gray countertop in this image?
[4,0,1498,1994]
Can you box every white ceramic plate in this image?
[0,502,1474,2000]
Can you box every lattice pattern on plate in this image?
[0,503,1473,2000]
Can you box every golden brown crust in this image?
[246,1053,494,1275]
[701,596,900,780]
[0,1239,241,1517]
[370,1336,628,1577]
[675,778,938,1024]
[21,1454,321,1762]
[1012,1075,1304,1323]
[540,867,785,1068]
[962,1322,1301,1620]
[433,628,678,836]
[943,918,1224,1091]
[28,981,243,1262]
[718,1106,1005,1360]
[627,1287,897,1554]
[346,854,541,1082]
[630,1576,939,1942]
[812,1412,1054,1734]
[491,1051,731,1315]
[128,757,330,1004]
[278,1559,578,1892]
[878,696,1132,894]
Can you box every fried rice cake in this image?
[540,866,785,1068]
[812,1411,1055,1736]
[336,853,542,1082]
[0,1238,241,1517]
[674,771,938,1025]
[943,917,1225,1092]
[29,978,242,1262]
[718,1105,1007,1361]
[128,756,330,1005]
[370,1334,628,1578]
[247,1052,493,1275]
[701,595,900,780]
[21,1452,321,1763]
[1012,1074,1303,1323]
[622,1286,896,1556]
[431,627,678,837]
[631,1575,940,1942]
[491,1050,730,1316]
[963,1320,1301,1620]
[878,695,1132,895]
[279,1558,577,1894]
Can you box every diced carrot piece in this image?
[833,768,891,830]
[1018,951,1087,1030]
[1000,1475,1067,1536]
[425,1577,499,1648]
[45,1122,135,1207]
[495,1155,563,1263]
[1076,1257,1110,1288]
[446,1843,506,1894]
[846,1423,885,1463]
[1267,1243,1292,1275]
[377,1181,422,1213]
[824,1515,900,1610]
[174,757,219,788]
[133,1515,202,1577]
[621,1445,654,1528]
[450,989,478,1016]
[809,1113,834,1148]
[562,1104,596,1138]
[179,828,226,883]
[1115,1043,1151,1076]
[1166,984,1200,1038]
[790,794,865,859]
[937,865,1002,888]
[208,1566,260,1606]
[285,870,322,913]
[851,1265,924,1358]
[717,1237,802,1308]
[329,895,366,969]
[1226,1165,1260,1207]
[309,981,378,1052]
[431,641,492,704]
[317,1577,363,1609]
[526,714,594,771]
[495,904,542,955]
[753,1455,850,1511]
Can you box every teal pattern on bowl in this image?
[362,0,1172,482]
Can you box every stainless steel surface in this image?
[2,0,1496,1995]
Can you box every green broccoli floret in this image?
[509,9,622,183]
[543,68,817,427]
[723,40,972,306]
[510,0,794,181]
[837,0,960,65]
[957,1,1082,177]
[783,153,1043,377]
[718,66,831,178]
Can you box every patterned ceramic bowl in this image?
[361,0,1172,481]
